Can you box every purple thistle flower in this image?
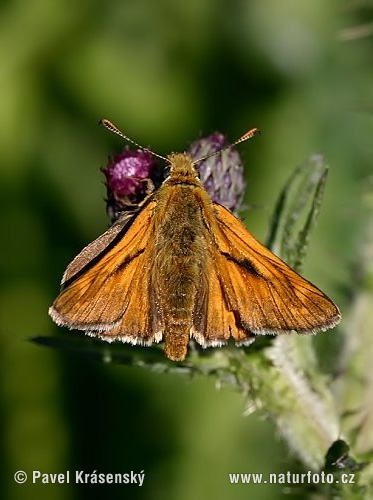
[188,133,246,213]
[102,147,162,223]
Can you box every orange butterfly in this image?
[49,120,341,362]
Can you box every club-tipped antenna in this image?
[193,127,260,166]
[100,119,169,163]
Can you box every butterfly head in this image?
[168,153,199,182]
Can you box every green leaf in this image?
[266,153,328,271]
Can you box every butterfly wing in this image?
[192,257,255,347]
[61,210,140,286]
[192,203,340,345]
[49,200,163,344]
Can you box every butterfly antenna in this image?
[100,119,169,163]
[193,127,260,166]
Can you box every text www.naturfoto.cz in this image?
[229,471,355,485]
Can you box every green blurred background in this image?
[1,0,372,499]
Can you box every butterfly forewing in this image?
[211,203,341,335]
[61,211,140,287]
[49,200,157,332]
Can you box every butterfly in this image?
[49,120,341,362]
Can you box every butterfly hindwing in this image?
[89,245,164,345]
[192,249,255,347]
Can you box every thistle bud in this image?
[188,133,246,213]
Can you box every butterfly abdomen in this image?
[153,183,209,361]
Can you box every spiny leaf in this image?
[266,153,328,271]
